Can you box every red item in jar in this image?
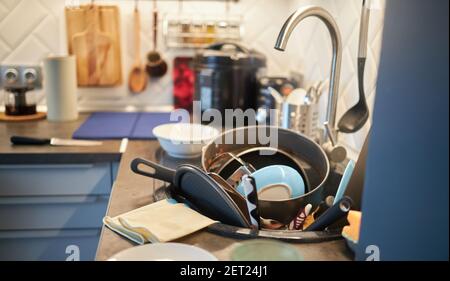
[173,57,195,112]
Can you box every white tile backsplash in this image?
[286,0,386,158]
[0,0,385,157]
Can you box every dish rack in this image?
[163,15,243,49]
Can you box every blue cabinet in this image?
[0,162,118,261]
[0,229,101,261]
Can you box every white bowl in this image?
[153,123,220,159]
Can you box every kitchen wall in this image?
[0,0,385,158]
[286,0,386,158]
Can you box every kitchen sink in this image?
[153,147,347,243]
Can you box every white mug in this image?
[43,56,78,122]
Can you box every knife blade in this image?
[11,136,103,147]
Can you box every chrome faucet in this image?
[274,6,343,142]
[274,6,346,162]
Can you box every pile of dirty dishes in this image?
[201,126,330,226]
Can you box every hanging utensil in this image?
[71,4,115,86]
[337,0,371,133]
[128,0,148,93]
[146,0,168,78]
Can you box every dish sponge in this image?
[342,210,362,243]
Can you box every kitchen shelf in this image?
[163,16,243,49]
[80,0,239,3]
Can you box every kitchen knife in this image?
[11,136,103,146]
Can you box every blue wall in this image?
[356,0,449,260]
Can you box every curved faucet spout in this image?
[274,6,342,141]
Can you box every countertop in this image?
[0,114,122,164]
[0,114,353,261]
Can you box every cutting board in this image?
[72,112,175,140]
[65,5,123,87]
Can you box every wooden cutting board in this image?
[65,5,123,87]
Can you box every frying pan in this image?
[131,158,251,228]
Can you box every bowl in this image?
[153,123,220,159]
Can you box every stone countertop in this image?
[0,114,122,164]
[0,115,353,261]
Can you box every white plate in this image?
[108,243,218,261]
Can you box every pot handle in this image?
[131,158,176,183]
[206,42,249,54]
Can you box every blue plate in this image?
[236,165,305,200]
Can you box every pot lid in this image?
[194,42,266,68]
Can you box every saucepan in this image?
[202,126,330,224]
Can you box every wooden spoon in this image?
[128,1,148,93]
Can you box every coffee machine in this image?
[0,65,43,120]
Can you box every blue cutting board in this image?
[132,112,175,139]
[73,112,174,140]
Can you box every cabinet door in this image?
[0,163,113,196]
[0,162,119,261]
[0,195,109,230]
[0,229,101,261]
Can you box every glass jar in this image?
[205,21,216,44]
[4,89,37,116]
[180,20,191,44]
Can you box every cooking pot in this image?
[194,42,266,127]
[202,126,330,224]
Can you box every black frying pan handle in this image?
[131,158,176,183]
